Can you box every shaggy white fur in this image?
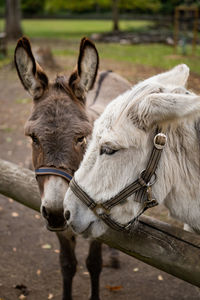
[64,64,200,237]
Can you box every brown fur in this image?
[25,79,92,175]
[14,36,98,190]
[15,36,131,300]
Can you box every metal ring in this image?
[154,133,167,150]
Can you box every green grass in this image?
[0,19,152,40]
[54,42,200,75]
[1,18,200,74]
[96,43,200,74]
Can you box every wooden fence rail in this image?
[0,158,200,287]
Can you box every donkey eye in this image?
[100,146,118,155]
[30,134,39,145]
[77,136,86,144]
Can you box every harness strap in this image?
[103,180,146,210]
[35,167,72,183]
[69,132,167,233]
[135,133,166,204]
[70,177,153,232]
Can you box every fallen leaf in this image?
[7,150,12,156]
[34,214,40,219]
[19,294,26,300]
[83,272,89,276]
[17,140,23,146]
[6,136,12,143]
[133,267,139,272]
[8,198,13,203]
[0,125,13,132]
[106,285,123,292]
[54,249,60,254]
[158,275,163,281]
[42,244,52,249]
[48,293,54,299]
[13,247,17,252]
[16,98,31,104]
[36,269,41,276]
[11,212,19,217]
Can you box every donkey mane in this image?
[54,75,79,103]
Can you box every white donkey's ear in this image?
[137,92,200,129]
[69,37,99,103]
[150,64,189,87]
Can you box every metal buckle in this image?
[92,204,110,216]
[154,133,167,150]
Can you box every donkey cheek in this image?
[32,147,44,168]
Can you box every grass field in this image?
[1,19,200,74]
[0,19,152,39]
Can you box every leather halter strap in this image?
[69,132,167,233]
[35,167,72,183]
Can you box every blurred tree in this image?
[5,0,22,39]
[111,0,161,32]
[21,0,46,15]
[45,0,96,13]
[119,0,161,13]
[112,0,119,31]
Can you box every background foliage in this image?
[1,0,198,16]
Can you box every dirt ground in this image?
[1,39,200,300]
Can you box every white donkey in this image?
[64,64,200,238]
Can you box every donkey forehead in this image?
[26,95,90,133]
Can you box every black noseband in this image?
[35,167,72,183]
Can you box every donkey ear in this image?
[69,37,99,102]
[137,92,200,129]
[14,36,48,100]
[151,64,189,87]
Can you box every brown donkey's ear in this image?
[14,37,48,100]
[69,37,99,103]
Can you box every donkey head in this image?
[63,64,200,238]
[15,37,99,231]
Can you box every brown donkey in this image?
[14,37,131,300]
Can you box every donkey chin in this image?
[70,218,107,238]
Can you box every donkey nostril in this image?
[42,206,49,219]
[64,210,71,221]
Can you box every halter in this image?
[35,138,87,182]
[35,167,73,183]
[69,132,167,233]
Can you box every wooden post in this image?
[112,0,119,32]
[0,158,200,287]
[99,216,200,287]
[174,6,199,55]
[174,7,179,54]
[0,159,40,212]
[5,0,23,39]
[192,8,199,55]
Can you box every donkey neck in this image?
[86,70,132,124]
[156,120,200,231]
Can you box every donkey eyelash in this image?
[100,145,118,156]
[30,133,40,145]
[76,136,87,144]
